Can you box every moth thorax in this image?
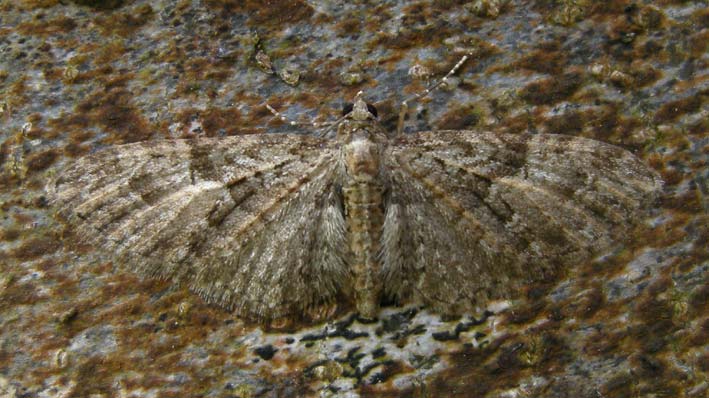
[343,137,380,182]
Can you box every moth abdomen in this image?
[343,180,386,320]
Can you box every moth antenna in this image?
[396,54,470,136]
[265,103,333,131]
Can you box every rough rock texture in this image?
[0,1,707,397]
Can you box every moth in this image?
[48,90,662,324]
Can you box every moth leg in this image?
[305,301,340,323]
[396,54,471,136]
[265,302,339,330]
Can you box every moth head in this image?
[337,91,386,144]
[342,91,378,121]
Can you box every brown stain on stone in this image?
[61,142,91,158]
[633,37,668,62]
[204,0,314,26]
[71,0,126,9]
[7,76,30,109]
[43,63,157,150]
[688,114,709,136]
[53,276,318,396]
[629,61,662,87]
[173,107,253,137]
[420,330,572,397]
[519,71,584,105]
[25,148,60,172]
[335,18,364,38]
[498,113,531,135]
[688,317,709,348]
[514,41,567,75]
[200,108,246,136]
[16,15,77,36]
[174,55,234,88]
[93,42,128,66]
[367,2,462,52]
[362,3,394,37]
[688,29,709,59]
[0,277,41,306]
[689,284,708,315]
[0,227,21,241]
[571,285,605,320]
[371,21,456,51]
[653,94,704,124]
[69,356,123,397]
[0,141,10,173]
[691,6,709,30]
[600,371,636,397]
[543,109,584,136]
[437,104,481,130]
[605,18,645,62]
[632,297,677,353]
[583,329,624,357]
[585,104,622,141]
[9,235,60,261]
[93,4,154,36]
[17,0,59,8]
[74,75,154,144]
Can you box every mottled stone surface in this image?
[0,1,707,397]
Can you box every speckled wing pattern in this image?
[380,131,661,313]
[49,130,661,321]
[50,135,350,320]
